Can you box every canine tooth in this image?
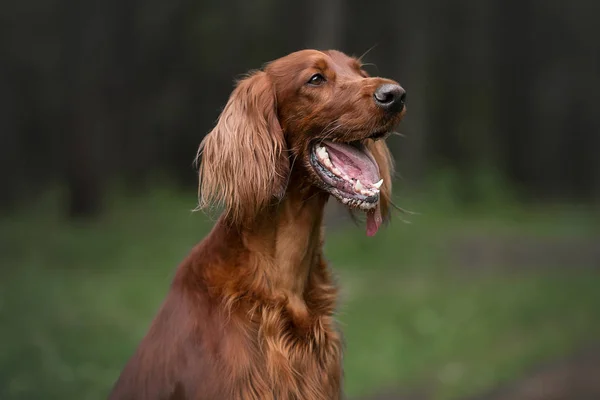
[355,180,363,192]
[372,179,383,189]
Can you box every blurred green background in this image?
[1,0,599,399]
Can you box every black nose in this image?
[374,84,406,112]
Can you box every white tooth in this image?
[332,167,342,176]
[372,179,383,189]
[355,180,363,192]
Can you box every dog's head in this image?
[198,50,406,234]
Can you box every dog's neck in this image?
[240,187,328,301]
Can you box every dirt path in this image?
[356,348,600,400]
[449,234,600,272]
[467,347,600,400]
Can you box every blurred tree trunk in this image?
[307,0,344,49]
[491,0,535,198]
[389,0,433,189]
[62,0,108,218]
[0,63,19,209]
[452,0,498,201]
[65,99,105,218]
[426,0,471,199]
[562,3,600,201]
[109,0,141,189]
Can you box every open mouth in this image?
[310,140,382,209]
[309,139,385,236]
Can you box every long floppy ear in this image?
[366,139,395,221]
[197,71,289,225]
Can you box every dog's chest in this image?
[221,308,343,400]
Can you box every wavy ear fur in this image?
[365,139,394,221]
[197,71,289,226]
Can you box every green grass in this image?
[0,187,598,399]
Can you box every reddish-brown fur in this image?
[109,49,405,400]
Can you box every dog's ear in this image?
[365,139,394,221]
[197,71,289,226]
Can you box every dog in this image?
[109,49,406,400]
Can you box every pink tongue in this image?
[366,203,382,237]
[324,142,379,184]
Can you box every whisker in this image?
[358,44,378,62]
[318,121,342,145]
[362,63,380,75]
[390,200,417,216]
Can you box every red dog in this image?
[109,49,406,400]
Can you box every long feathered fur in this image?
[197,71,289,226]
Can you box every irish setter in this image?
[109,49,406,400]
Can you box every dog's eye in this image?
[307,73,326,86]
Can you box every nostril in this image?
[374,84,405,111]
[374,89,394,104]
